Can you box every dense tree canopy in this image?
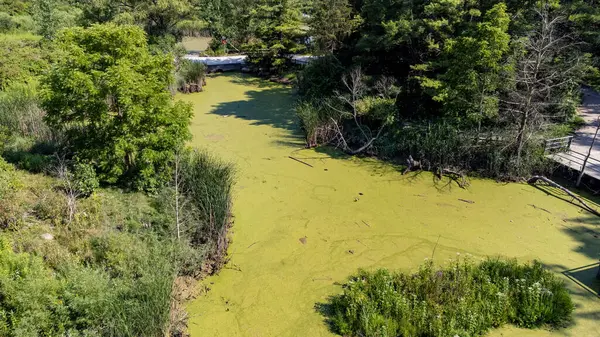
[42,24,192,191]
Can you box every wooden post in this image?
[576,117,600,187]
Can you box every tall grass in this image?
[179,149,234,272]
[325,258,573,337]
[176,59,207,93]
[0,81,50,140]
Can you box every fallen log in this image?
[289,156,313,168]
[527,176,600,217]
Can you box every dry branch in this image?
[289,156,313,168]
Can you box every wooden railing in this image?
[544,136,573,154]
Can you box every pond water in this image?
[182,74,600,337]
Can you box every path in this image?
[571,86,600,156]
[547,86,600,180]
[183,74,600,337]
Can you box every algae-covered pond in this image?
[182,74,600,337]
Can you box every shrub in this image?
[73,161,99,197]
[0,157,16,200]
[326,258,573,337]
[1,135,56,173]
[89,233,176,336]
[176,59,207,93]
[0,237,68,337]
[296,55,344,100]
[295,100,338,147]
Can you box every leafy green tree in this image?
[42,24,192,191]
[33,0,58,38]
[417,3,511,127]
[196,0,256,44]
[308,0,361,53]
[245,0,307,71]
[566,0,600,87]
[76,0,196,41]
[31,0,81,39]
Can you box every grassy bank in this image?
[0,147,234,336]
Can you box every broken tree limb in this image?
[527,176,600,217]
[289,156,313,168]
[403,155,422,175]
[441,169,469,189]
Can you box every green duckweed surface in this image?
[183,74,600,337]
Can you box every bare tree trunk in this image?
[327,68,397,155]
[54,154,80,225]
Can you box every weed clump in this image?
[325,258,573,337]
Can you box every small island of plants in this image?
[324,258,573,337]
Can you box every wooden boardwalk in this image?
[547,149,600,181]
[546,87,600,181]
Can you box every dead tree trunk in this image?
[327,69,398,155]
[504,9,582,169]
[528,175,600,216]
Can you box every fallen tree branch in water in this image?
[289,156,313,168]
[528,176,600,217]
[438,168,469,189]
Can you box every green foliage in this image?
[179,149,234,267]
[243,0,307,72]
[0,232,177,337]
[0,165,191,336]
[296,55,344,99]
[75,0,196,40]
[295,1,593,179]
[0,33,47,90]
[177,59,207,91]
[308,0,361,53]
[88,233,175,336]
[0,157,17,200]
[326,258,573,337]
[0,81,50,140]
[0,237,69,337]
[42,23,193,191]
[295,100,336,147]
[73,161,99,197]
[0,12,35,33]
[418,3,512,125]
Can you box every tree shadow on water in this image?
[209,84,302,135]
[562,263,600,298]
[314,300,340,334]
